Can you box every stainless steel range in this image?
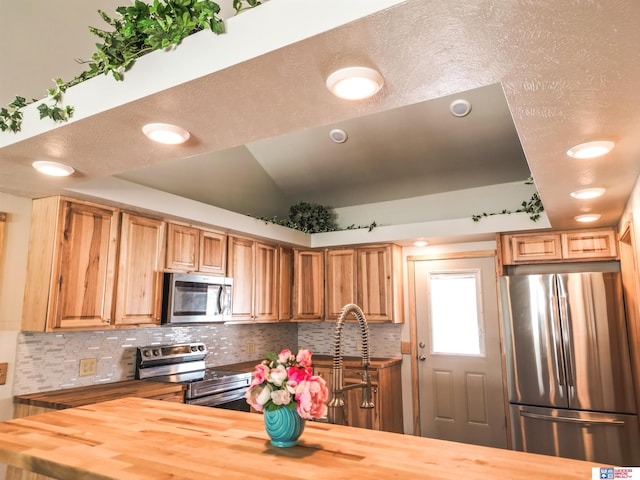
[135,342,252,411]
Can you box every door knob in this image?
[419,355,426,361]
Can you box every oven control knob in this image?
[143,350,150,357]
[152,349,160,356]
[198,345,205,351]
[191,346,197,352]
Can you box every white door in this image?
[414,256,507,448]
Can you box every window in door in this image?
[429,271,484,356]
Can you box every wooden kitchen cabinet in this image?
[227,236,278,322]
[501,227,618,265]
[166,222,227,275]
[325,248,357,319]
[199,229,227,274]
[113,213,166,327]
[325,244,404,323]
[22,197,119,332]
[293,249,325,320]
[561,229,617,260]
[278,246,294,321]
[313,357,403,433]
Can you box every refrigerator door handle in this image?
[558,296,576,388]
[520,410,625,426]
[550,295,566,388]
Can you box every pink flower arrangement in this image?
[245,348,329,420]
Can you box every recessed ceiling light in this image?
[570,187,606,199]
[32,160,75,177]
[574,214,601,223]
[142,123,190,144]
[326,66,384,100]
[566,141,614,159]
[413,240,428,247]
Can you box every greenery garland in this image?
[471,177,544,222]
[0,0,261,133]
[255,202,378,234]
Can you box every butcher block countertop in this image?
[13,380,185,410]
[0,397,601,480]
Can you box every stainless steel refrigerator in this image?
[500,272,640,466]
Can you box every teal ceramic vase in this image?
[264,407,306,447]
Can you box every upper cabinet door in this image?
[254,242,278,322]
[199,230,227,275]
[166,223,199,271]
[227,236,255,322]
[278,246,294,321]
[325,248,357,319]
[357,245,404,323]
[227,237,278,323]
[52,201,120,330]
[293,249,325,321]
[114,213,166,327]
[562,229,617,260]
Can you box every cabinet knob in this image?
[419,355,426,361]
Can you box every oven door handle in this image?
[187,388,248,407]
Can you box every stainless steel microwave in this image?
[162,272,233,324]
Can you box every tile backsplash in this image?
[13,322,402,395]
[297,322,402,358]
[13,323,297,395]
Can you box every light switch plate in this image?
[0,362,8,385]
[79,358,97,376]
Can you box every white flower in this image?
[271,389,291,405]
[255,384,272,406]
[269,365,288,386]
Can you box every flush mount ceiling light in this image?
[449,99,472,117]
[574,214,602,223]
[413,240,429,247]
[566,140,615,159]
[142,123,190,145]
[326,66,384,100]
[570,187,606,199]
[32,160,75,177]
[329,128,348,143]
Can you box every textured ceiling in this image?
[1,0,639,231]
[116,83,530,218]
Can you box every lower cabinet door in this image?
[344,381,380,430]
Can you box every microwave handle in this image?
[218,285,225,315]
[219,285,230,315]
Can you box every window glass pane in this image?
[430,272,482,355]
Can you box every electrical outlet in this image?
[247,342,255,354]
[0,362,8,385]
[79,358,97,377]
